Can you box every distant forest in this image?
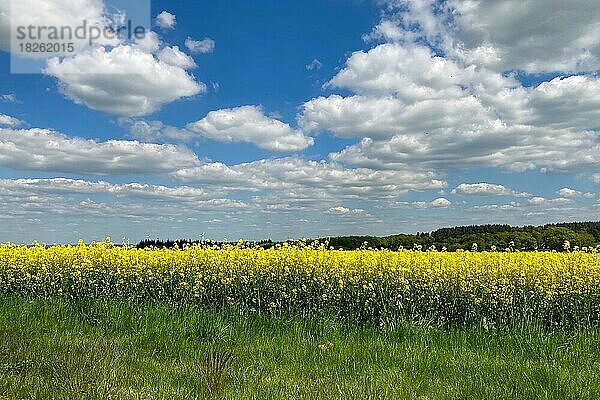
[322,222,600,251]
[137,221,600,252]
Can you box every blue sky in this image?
[0,0,599,243]
[2,0,377,163]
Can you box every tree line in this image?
[324,222,600,251]
[137,221,600,252]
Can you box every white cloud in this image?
[300,41,600,173]
[0,178,251,234]
[1,93,18,103]
[0,165,443,242]
[363,20,406,43]
[306,59,323,71]
[523,75,600,131]
[185,37,216,54]
[528,197,573,206]
[173,157,446,202]
[376,0,600,73]
[452,183,529,197]
[0,179,252,214]
[327,206,349,215]
[123,119,192,142]
[0,127,200,174]
[0,0,114,53]
[472,202,521,211]
[450,0,600,73]
[528,197,546,206]
[155,11,176,29]
[557,188,595,199]
[301,94,494,140]
[45,45,206,116]
[125,107,315,153]
[592,174,600,185]
[326,44,484,100]
[430,197,451,208]
[393,197,452,209]
[327,124,600,173]
[0,114,22,127]
[157,46,197,70]
[134,31,161,53]
[186,106,314,152]
[472,196,587,216]
[557,188,581,198]
[0,178,214,201]
[327,206,365,216]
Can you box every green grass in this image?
[0,297,599,399]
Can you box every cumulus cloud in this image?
[155,11,176,29]
[557,188,595,199]
[451,0,600,73]
[393,197,452,209]
[472,196,586,216]
[375,0,600,73]
[173,157,446,203]
[430,198,451,208]
[527,197,545,206]
[528,197,573,206]
[0,178,214,201]
[325,44,483,100]
[557,188,581,198]
[186,106,314,152]
[301,94,494,140]
[327,206,365,216]
[472,202,521,211]
[300,41,600,173]
[508,76,600,132]
[327,125,600,173]
[123,119,193,142]
[185,37,216,54]
[0,114,22,127]
[0,178,251,237]
[157,46,197,69]
[0,127,200,174]
[124,107,314,153]
[362,20,406,43]
[452,183,529,197]
[44,45,205,116]
[134,31,161,53]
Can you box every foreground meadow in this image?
[1,297,600,400]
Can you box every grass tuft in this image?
[199,348,236,397]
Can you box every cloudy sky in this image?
[0,0,599,243]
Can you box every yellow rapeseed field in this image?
[1,239,599,328]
